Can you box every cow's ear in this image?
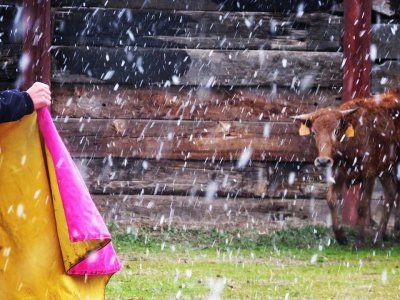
[299,122,311,136]
[345,124,355,138]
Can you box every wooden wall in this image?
[0,0,398,230]
[372,3,400,92]
[0,3,22,89]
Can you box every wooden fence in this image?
[0,0,399,230]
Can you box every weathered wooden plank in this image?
[52,8,342,51]
[94,195,389,230]
[93,195,332,230]
[52,0,339,13]
[0,45,21,81]
[371,60,400,92]
[51,84,341,121]
[52,9,303,42]
[75,158,327,199]
[25,0,400,15]
[372,24,400,60]
[0,6,22,44]
[82,36,309,51]
[307,13,342,51]
[55,118,316,161]
[52,47,343,87]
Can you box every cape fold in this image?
[38,108,121,275]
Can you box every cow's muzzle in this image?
[314,156,333,168]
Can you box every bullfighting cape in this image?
[0,109,121,299]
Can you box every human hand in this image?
[26,82,51,110]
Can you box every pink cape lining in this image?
[37,108,121,275]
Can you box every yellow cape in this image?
[0,114,112,299]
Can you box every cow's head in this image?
[292,108,358,168]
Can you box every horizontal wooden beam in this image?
[53,9,342,51]
[52,0,339,12]
[47,45,400,91]
[52,9,305,41]
[93,194,331,230]
[51,84,341,121]
[94,195,387,230]
[0,44,390,93]
[55,118,317,161]
[53,0,396,16]
[52,46,343,87]
[63,36,310,51]
[75,158,327,199]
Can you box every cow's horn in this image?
[290,112,314,121]
[340,108,358,116]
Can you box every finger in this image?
[38,93,50,101]
[41,90,51,97]
[41,91,51,97]
[35,82,49,89]
[35,85,49,93]
[39,85,50,92]
[42,95,51,103]
[33,82,43,89]
[42,90,51,98]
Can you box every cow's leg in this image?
[393,157,400,233]
[354,178,375,249]
[327,184,347,245]
[395,205,400,234]
[375,174,398,244]
[395,183,400,234]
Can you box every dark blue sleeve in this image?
[0,89,34,123]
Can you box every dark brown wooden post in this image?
[22,0,52,90]
[342,0,372,224]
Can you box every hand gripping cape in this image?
[0,109,121,299]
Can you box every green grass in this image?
[106,226,400,299]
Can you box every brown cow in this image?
[292,91,400,248]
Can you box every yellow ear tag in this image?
[299,123,310,136]
[345,124,355,138]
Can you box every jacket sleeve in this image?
[0,89,34,123]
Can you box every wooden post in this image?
[22,0,52,90]
[342,0,372,224]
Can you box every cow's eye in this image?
[334,129,339,136]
